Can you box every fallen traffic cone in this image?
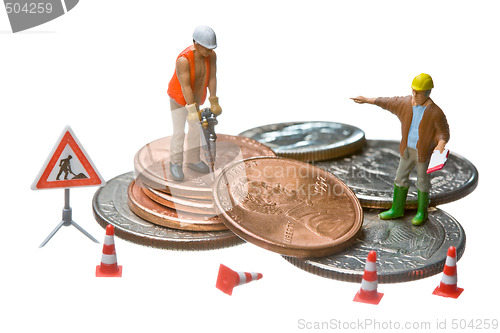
[216,264,263,295]
[353,251,384,305]
[433,246,463,298]
[96,225,122,277]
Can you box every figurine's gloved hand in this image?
[186,103,200,122]
[209,96,222,116]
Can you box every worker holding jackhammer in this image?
[167,26,222,181]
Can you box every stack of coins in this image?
[93,134,277,250]
[93,172,242,250]
[239,121,478,282]
[131,134,277,230]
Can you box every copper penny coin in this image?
[142,185,216,215]
[92,172,242,250]
[128,179,227,231]
[135,134,276,200]
[213,157,364,258]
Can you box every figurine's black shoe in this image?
[187,161,210,174]
[169,162,184,181]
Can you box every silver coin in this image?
[313,140,478,209]
[283,208,465,283]
[92,172,243,250]
[239,121,366,162]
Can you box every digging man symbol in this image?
[56,154,88,180]
[56,155,74,180]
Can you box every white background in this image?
[1,1,498,332]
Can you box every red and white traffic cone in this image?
[353,250,384,305]
[216,264,263,295]
[96,225,122,277]
[433,246,463,298]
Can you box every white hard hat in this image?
[193,26,217,49]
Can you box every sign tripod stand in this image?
[39,188,99,248]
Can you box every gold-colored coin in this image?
[213,157,363,258]
[128,179,227,231]
[142,185,216,215]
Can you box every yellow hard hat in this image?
[411,73,434,91]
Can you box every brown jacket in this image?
[375,96,450,163]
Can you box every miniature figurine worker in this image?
[351,73,450,225]
[167,26,222,181]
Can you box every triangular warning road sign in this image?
[31,126,105,190]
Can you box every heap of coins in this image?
[93,172,242,251]
[93,121,477,283]
[93,134,276,250]
[239,122,477,283]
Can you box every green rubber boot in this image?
[379,184,409,220]
[412,190,430,226]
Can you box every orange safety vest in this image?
[167,46,211,106]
